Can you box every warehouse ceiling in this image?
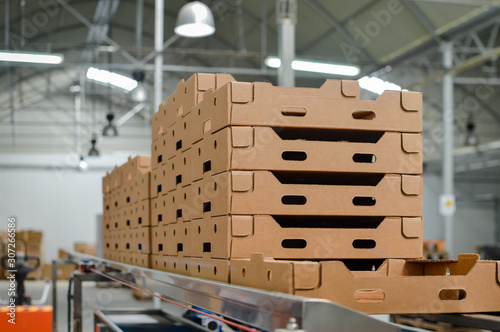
[0,0,500,179]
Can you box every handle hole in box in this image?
[352,239,376,249]
[439,289,467,301]
[203,201,212,212]
[203,242,212,253]
[353,196,376,206]
[177,243,183,252]
[353,153,376,163]
[282,151,307,161]
[281,239,307,249]
[176,140,182,151]
[176,174,182,185]
[281,195,307,205]
[354,289,385,303]
[352,110,376,120]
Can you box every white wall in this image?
[0,154,131,261]
[423,172,498,258]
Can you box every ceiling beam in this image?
[303,0,377,65]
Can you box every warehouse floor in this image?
[0,280,160,332]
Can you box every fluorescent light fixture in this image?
[265,56,360,76]
[0,51,64,64]
[86,67,138,91]
[358,76,403,95]
[175,1,215,38]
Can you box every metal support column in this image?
[495,198,500,244]
[51,260,57,332]
[442,42,455,258]
[276,0,296,87]
[5,0,15,148]
[154,0,164,112]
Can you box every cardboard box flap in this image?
[231,171,253,192]
[401,175,422,196]
[231,215,254,237]
[196,73,216,91]
[137,155,151,168]
[215,74,235,89]
[231,82,253,103]
[231,127,254,147]
[402,218,423,239]
[401,133,422,154]
[401,91,422,112]
[341,80,359,98]
[294,262,321,290]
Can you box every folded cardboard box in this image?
[74,243,96,256]
[162,73,235,130]
[164,149,192,192]
[191,127,422,182]
[189,80,422,146]
[185,171,422,219]
[43,263,76,280]
[131,199,151,228]
[231,253,500,314]
[185,215,423,260]
[121,155,151,184]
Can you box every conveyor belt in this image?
[59,250,413,332]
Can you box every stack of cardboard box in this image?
[103,74,500,315]
[150,76,424,283]
[102,156,152,268]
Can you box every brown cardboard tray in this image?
[191,126,422,182]
[189,80,422,145]
[184,171,422,219]
[183,215,422,260]
[230,253,500,314]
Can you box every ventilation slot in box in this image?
[176,209,182,218]
[203,160,212,173]
[203,201,212,212]
[176,175,182,185]
[177,243,183,252]
[176,140,182,150]
[203,242,212,253]
[273,215,384,229]
[272,171,384,186]
[273,127,384,143]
